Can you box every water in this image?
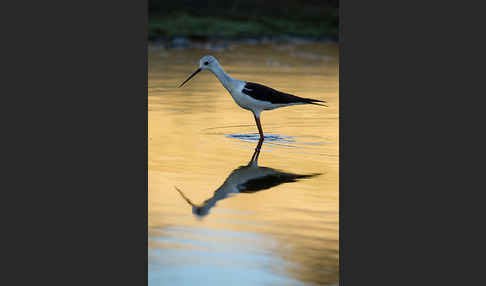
[148,42,339,286]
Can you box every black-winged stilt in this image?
[178,56,327,139]
[175,138,320,217]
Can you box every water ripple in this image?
[226,134,296,143]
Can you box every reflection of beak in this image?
[174,186,196,207]
[178,68,201,88]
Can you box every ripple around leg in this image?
[203,125,332,150]
[225,133,296,143]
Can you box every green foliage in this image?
[149,12,338,40]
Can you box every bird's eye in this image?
[204,61,209,65]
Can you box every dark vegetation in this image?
[149,0,338,42]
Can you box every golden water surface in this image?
[148,42,339,286]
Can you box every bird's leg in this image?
[256,137,264,150]
[250,137,264,163]
[253,113,265,139]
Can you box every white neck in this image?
[209,64,235,92]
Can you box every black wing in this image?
[238,167,321,193]
[241,82,327,106]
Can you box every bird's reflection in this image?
[175,138,321,217]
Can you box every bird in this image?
[175,138,320,217]
[178,56,327,140]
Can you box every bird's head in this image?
[174,186,211,218]
[199,55,219,71]
[178,55,219,88]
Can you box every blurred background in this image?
[149,0,338,42]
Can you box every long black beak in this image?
[174,186,197,207]
[178,68,201,88]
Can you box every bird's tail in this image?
[307,99,328,107]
